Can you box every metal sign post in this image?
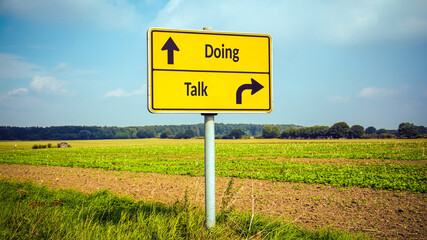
[203,113,216,229]
[203,26,216,230]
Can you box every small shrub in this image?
[379,133,396,139]
[32,144,51,149]
[361,133,377,139]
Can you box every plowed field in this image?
[1,164,425,239]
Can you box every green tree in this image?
[328,122,350,139]
[160,129,172,139]
[280,128,291,139]
[398,122,419,139]
[175,131,184,139]
[0,127,15,140]
[136,130,145,138]
[175,130,195,139]
[262,125,280,138]
[227,128,245,139]
[348,125,364,139]
[365,126,376,134]
[78,130,91,140]
[417,126,426,135]
[146,127,156,138]
[379,133,396,139]
[183,129,195,139]
[311,126,329,139]
[262,125,272,138]
[136,127,156,138]
[376,128,387,135]
[115,132,130,139]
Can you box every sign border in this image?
[147,28,273,113]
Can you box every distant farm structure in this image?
[58,142,70,148]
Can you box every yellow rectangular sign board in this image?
[147,28,272,113]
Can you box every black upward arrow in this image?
[236,78,264,104]
[161,37,179,64]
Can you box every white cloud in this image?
[0,55,97,98]
[396,16,427,39]
[53,62,69,72]
[104,85,146,98]
[150,0,427,45]
[324,0,427,43]
[0,53,42,79]
[104,88,126,98]
[1,0,142,30]
[0,54,95,81]
[51,62,97,79]
[7,88,29,96]
[30,75,68,93]
[328,95,351,103]
[356,87,400,98]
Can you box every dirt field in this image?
[0,164,425,239]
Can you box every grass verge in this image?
[0,180,364,239]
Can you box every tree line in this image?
[262,122,426,139]
[0,124,298,140]
[0,122,424,141]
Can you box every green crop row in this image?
[0,140,425,192]
[0,180,362,240]
[217,160,426,192]
[2,140,426,160]
[215,142,427,160]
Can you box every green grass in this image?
[0,180,363,240]
[0,139,426,192]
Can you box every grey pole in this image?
[202,26,216,230]
[203,113,216,229]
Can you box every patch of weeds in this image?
[339,199,349,210]
[311,196,324,201]
[294,183,311,191]
[218,178,239,217]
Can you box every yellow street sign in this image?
[147,28,272,113]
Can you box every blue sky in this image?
[1,0,426,129]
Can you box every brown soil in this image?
[0,164,425,239]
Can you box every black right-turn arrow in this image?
[236,78,264,104]
[161,37,179,64]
